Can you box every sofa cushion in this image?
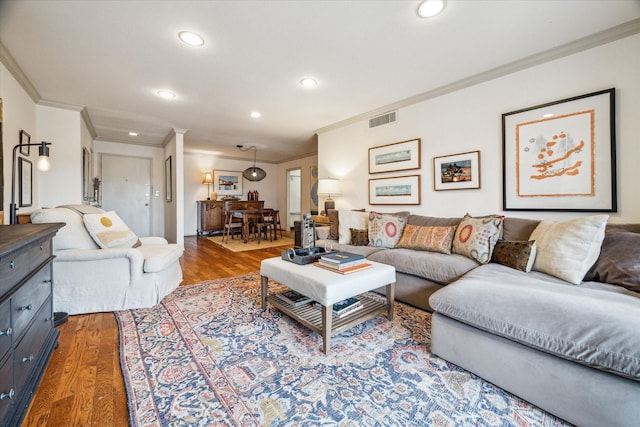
[452,214,504,264]
[407,215,462,227]
[368,211,407,248]
[430,263,640,381]
[137,244,184,273]
[491,240,537,272]
[316,240,383,258]
[583,230,640,292]
[530,215,608,285]
[327,209,339,240]
[83,211,141,249]
[338,209,369,244]
[368,248,478,284]
[502,217,540,241]
[395,224,456,254]
[31,206,100,251]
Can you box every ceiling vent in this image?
[369,111,397,128]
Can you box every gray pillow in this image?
[584,230,640,292]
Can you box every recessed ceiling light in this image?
[178,31,205,47]
[417,0,446,18]
[156,90,176,99]
[299,78,318,88]
[250,111,261,118]
[543,113,555,118]
[129,132,138,136]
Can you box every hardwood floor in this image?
[23,235,292,426]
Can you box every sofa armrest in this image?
[140,236,169,246]
[53,248,145,281]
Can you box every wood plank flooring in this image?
[22,235,292,426]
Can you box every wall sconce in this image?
[11,140,52,224]
[202,172,213,200]
[237,145,267,181]
[317,177,341,212]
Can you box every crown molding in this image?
[38,98,84,111]
[0,41,41,103]
[316,18,640,135]
[80,107,98,139]
[94,136,164,148]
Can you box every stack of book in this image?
[275,289,313,307]
[332,297,363,318]
[316,251,372,274]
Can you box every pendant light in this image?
[237,145,267,181]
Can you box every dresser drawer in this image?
[0,300,11,361]
[12,266,51,341]
[0,237,51,296]
[14,298,52,397]
[0,355,15,423]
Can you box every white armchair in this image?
[31,205,183,315]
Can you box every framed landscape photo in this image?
[502,88,616,211]
[19,129,31,156]
[433,151,480,191]
[369,174,421,205]
[19,157,32,207]
[369,138,421,174]
[165,156,172,202]
[214,170,243,196]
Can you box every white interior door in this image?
[101,154,152,237]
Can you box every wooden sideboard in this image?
[196,200,264,236]
[0,223,63,427]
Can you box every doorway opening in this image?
[286,168,301,229]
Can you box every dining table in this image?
[231,208,278,243]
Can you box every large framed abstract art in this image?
[502,88,616,212]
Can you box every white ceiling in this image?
[1,0,639,163]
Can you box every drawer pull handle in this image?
[0,389,15,400]
[9,260,15,269]
[22,355,34,363]
[0,327,11,337]
[44,279,52,283]
[40,244,44,250]
[19,304,33,311]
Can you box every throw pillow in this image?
[491,240,537,272]
[327,209,339,240]
[83,211,141,249]
[395,224,456,254]
[368,211,407,248]
[530,215,608,285]
[583,230,639,292]
[338,209,369,244]
[452,214,504,264]
[349,228,369,246]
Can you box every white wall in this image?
[276,154,318,227]
[36,105,83,209]
[93,139,165,237]
[183,152,278,236]
[0,62,36,222]
[318,34,640,223]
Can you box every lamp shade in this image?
[202,172,213,184]
[317,178,341,196]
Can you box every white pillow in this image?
[530,215,608,284]
[31,207,99,251]
[338,210,369,244]
[83,211,141,249]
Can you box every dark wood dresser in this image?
[0,223,62,427]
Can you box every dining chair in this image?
[223,201,245,243]
[252,209,275,243]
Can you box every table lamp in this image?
[317,178,341,212]
[202,172,213,200]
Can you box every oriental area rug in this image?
[207,235,295,252]
[116,273,570,426]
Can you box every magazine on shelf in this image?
[314,262,373,274]
[334,303,363,318]
[318,257,366,270]
[320,251,365,265]
[275,289,313,307]
[333,297,361,314]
